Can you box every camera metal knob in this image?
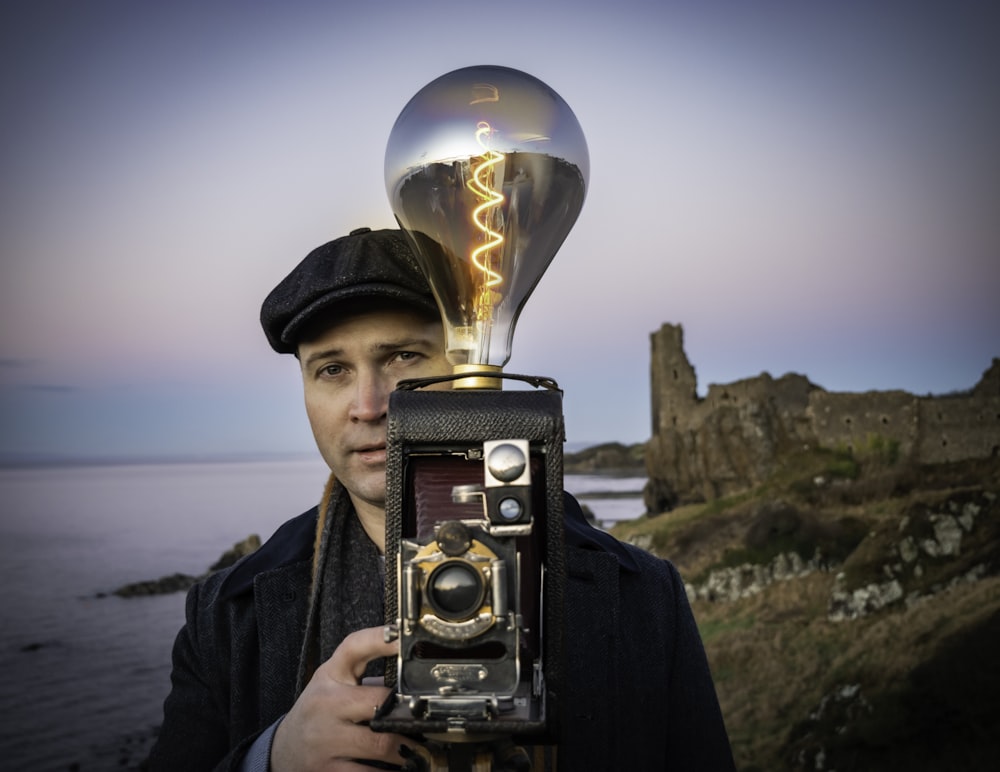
[486,442,527,483]
[435,520,472,556]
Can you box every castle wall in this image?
[808,391,920,459]
[916,396,1000,463]
[646,324,1000,510]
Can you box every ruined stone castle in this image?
[643,323,1000,513]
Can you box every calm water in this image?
[0,459,644,771]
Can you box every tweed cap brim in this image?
[260,227,439,354]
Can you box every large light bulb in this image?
[385,65,589,379]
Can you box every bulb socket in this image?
[451,363,503,390]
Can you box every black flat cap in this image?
[260,227,438,354]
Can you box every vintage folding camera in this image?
[374,380,565,763]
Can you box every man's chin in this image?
[340,467,388,508]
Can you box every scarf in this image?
[295,475,385,695]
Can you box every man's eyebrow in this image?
[369,336,438,353]
[301,347,344,369]
[301,336,437,369]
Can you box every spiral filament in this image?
[467,121,505,323]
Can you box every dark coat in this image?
[148,498,735,771]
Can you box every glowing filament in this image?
[467,121,505,322]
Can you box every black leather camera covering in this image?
[381,386,566,737]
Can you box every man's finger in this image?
[327,682,394,723]
[323,625,399,684]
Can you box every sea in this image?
[0,458,645,771]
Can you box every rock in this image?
[790,683,873,769]
[828,579,904,621]
[564,442,645,474]
[114,572,200,598]
[898,536,918,563]
[919,514,964,558]
[209,534,262,571]
[958,502,979,531]
[688,550,821,604]
[111,535,261,598]
[931,515,963,556]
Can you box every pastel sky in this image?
[1,0,998,460]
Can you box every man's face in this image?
[298,306,451,517]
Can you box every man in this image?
[149,227,735,771]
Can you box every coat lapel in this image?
[561,545,620,767]
[253,560,312,726]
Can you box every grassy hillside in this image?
[611,449,1000,770]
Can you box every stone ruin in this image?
[644,323,1000,512]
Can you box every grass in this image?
[699,573,1000,769]
[610,454,1000,769]
[697,611,756,645]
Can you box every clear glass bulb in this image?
[385,65,589,371]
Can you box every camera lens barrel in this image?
[427,561,485,621]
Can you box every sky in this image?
[1,0,998,461]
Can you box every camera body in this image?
[374,383,565,745]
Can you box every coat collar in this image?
[218,507,318,600]
[562,491,640,572]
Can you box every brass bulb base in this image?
[451,363,503,390]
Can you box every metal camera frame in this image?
[373,374,566,765]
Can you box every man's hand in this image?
[270,626,408,771]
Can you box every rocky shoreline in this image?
[109,534,261,597]
[563,441,645,475]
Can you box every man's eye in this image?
[395,351,419,362]
[320,364,344,377]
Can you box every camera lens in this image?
[427,561,484,621]
[497,497,523,521]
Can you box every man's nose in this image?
[350,370,390,422]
